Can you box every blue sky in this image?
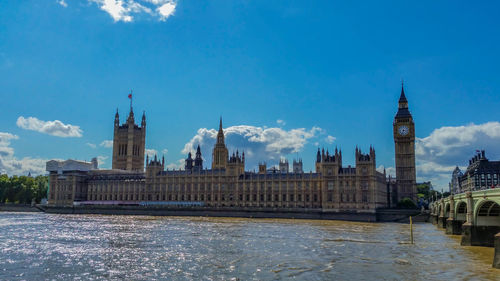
[1,0,500,191]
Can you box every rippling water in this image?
[0,212,498,280]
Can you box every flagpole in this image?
[130,90,133,111]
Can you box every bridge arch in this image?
[455,201,467,221]
[474,200,500,226]
[444,203,451,218]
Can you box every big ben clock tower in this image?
[393,83,417,202]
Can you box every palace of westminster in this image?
[47,86,418,212]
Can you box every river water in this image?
[0,212,498,280]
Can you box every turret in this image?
[127,106,134,124]
[194,145,203,170]
[293,159,303,173]
[217,116,224,144]
[211,117,229,170]
[114,109,119,128]
[279,158,289,173]
[141,111,146,128]
[112,103,146,172]
[259,163,266,174]
[185,152,194,171]
[146,154,163,176]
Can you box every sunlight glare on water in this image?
[0,212,498,280]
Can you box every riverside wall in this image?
[39,205,425,222]
[0,204,42,212]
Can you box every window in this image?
[328,181,334,191]
[282,194,286,201]
[314,194,318,202]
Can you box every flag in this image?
[128,93,132,99]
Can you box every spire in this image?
[141,110,146,127]
[316,148,321,163]
[399,81,408,105]
[395,81,412,118]
[216,116,225,144]
[114,108,120,127]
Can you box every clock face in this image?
[398,125,409,136]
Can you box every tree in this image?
[397,197,418,209]
[0,174,48,204]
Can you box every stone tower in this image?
[393,83,417,202]
[112,107,146,171]
[212,117,228,170]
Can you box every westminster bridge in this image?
[429,189,500,268]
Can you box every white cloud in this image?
[58,0,68,7]
[376,165,395,177]
[146,148,158,157]
[276,119,286,126]
[0,132,47,176]
[415,121,500,190]
[17,116,83,138]
[100,140,113,148]
[182,125,325,170]
[166,158,184,170]
[325,135,336,144]
[0,133,18,158]
[89,0,176,22]
[86,143,96,149]
[156,2,175,20]
[162,148,168,154]
[97,155,108,166]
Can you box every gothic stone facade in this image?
[459,150,500,192]
[393,84,417,202]
[48,86,416,210]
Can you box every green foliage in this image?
[0,174,48,204]
[397,197,418,209]
[417,183,431,200]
